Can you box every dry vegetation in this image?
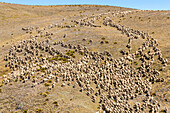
[0,2,169,113]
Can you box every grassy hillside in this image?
[0,2,169,113]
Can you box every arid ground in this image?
[0,2,169,113]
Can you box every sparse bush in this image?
[37,68,46,72]
[19,85,23,88]
[53,101,59,107]
[0,84,3,87]
[48,79,52,83]
[45,91,49,94]
[136,67,141,69]
[163,93,167,97]
[66,50,75,57]
[151,32,155,34]
[72,55,75,58]
[43,93,48,97]
[101,37,105,40]
[23,110,28,113]
[44,83,50,87]
[45,98,49,101]
[135,55,140,58]
[0,89,1,93]
[167,17,170,19]
[36,108,42,113]
[152,92,156,96]
[130,17,132,18]
[160,109,167,113]
[134,61,138,65]
[105,40,109,44]
[79,51,84,55]
[114,42,117,44]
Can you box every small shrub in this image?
[0,84,3,87]
[23,110,28,113]
[43,102,47,105]
[152,92,156,96]
[43,93,47,97]
[45,98,49,101]
[114,42,117,44]
[53,101,59,107]
[72,55,75,58]
[151,32,155,34]
[136,67,141,69]
[79,52,84,55]
[130,17,132,18]
[11,33,13,35]
[135,55,140,58]
[48,79,52,83]
[163,93,167,96]
[36,108,42,112]
[160,109,166,113]
[105,40,109,44]
[134,61,138,65]
[36,69,40,71]
[167,17,170,19]
[101,37,105,40]
[40,68,46,72]
[45,91,49,94]
[0,89,1,93]
[19,85,23,88]
[30,32,32,34]
[44,83,50,87]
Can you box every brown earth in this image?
[0,2,169,113]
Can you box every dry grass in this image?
[0,2,169,112]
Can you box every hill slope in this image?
[0,2,169,113]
